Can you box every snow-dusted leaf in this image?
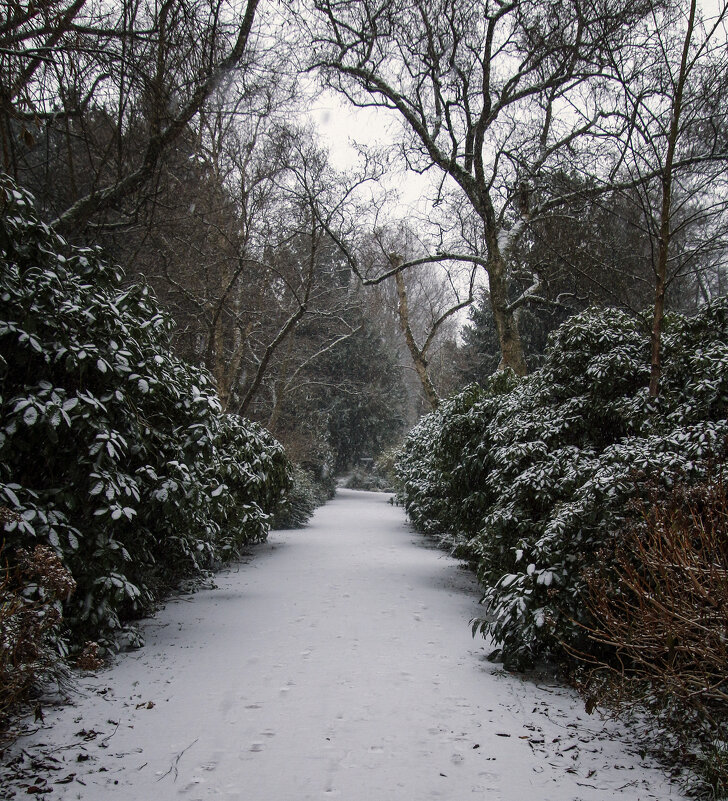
[3,485,20,507]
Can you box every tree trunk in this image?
[238,304,307,417]
[488,257,528,376]
[649,0,696,398]
[211,318,231,409]
[394,270,440,410]
[649,269,667,397]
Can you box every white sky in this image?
[306,87,436,220]
[307,90,391,169]
[303,86,484,323]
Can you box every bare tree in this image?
[383,233,474,410]
[112,112,364,423]
[308,0,655,375]
[1,0,264,234]
[602,0,728,396]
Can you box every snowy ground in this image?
[3,489,685,800]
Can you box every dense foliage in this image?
[0,177,290,650]
[395,303,728,669]
[270,464,332,529]
[323,315,408,472]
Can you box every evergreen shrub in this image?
[0,177,290,651]
[394,372,518,559]
[395,304,728,668]
[270,464,322,529]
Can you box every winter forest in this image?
[2,0,728,796]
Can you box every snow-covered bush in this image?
[396,303,728,668]
[394,375,517,559]
[0,177,290,647]
[270,464,322,529]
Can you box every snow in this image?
[3,489,685,800]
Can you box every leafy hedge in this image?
[0,176,290,648]
[270,464,330,529]
[395,303,728,668]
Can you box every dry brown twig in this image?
[0,525,77,737]
[579,475,728,719]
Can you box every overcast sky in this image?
[305,0,726,203]
[306,87,436,220]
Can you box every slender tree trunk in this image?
[267,393,283,433]
[650,268,667,398]
[488,257,528,376]
[649,0,696,398]
[238,304,307,417]
[211,319,230,408]
[266,341,294,432]
[394,270,440,410]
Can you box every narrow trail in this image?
[5,490,683,800]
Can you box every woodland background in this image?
[2,0,728,794]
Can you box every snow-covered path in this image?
[5,490,684,800]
